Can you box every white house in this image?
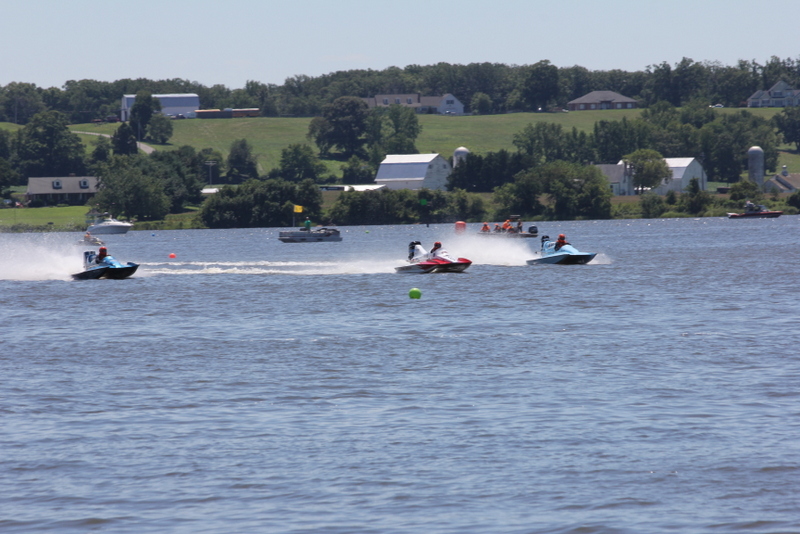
[120,93,200,121]
[363,93,464,115]
[747,81,800,108]
[597,157,706,195]
[374,154,452,190]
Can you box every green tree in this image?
[639,192,667,218]
[728,179,762,202]
[226,139,259,183]
[0,82,45,124]
[13,110,86,177]
[277,144,326,182]
[93,158,170,220]
[308,96,369,157]
[774,106,800,151]
[682,177,713,215]
[520,60,559,111]
[365,105,422,157]
[470,92,493,114]
[622,149,672,193]
[341,156,375,184]
[112,122,139,155]
[128,90,161,141]
[146,113,174,144]
[89,135,112,166]
[0,157,20,191]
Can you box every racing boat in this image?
[72,250,139,280]
[527,235,596,265]
[395,241,472,273]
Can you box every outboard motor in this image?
[540,235,550,251]
[408,241,421,261]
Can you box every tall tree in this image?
[13,110,86,177]
[309,96,370,157]
[146,113,174,144]
[128,90,161,141]
[774,106,800,151]
[622,149,672,193]
[277,144,327,182]
[226,139,259,183]
[93,158,170,220]
[112,122,139,155]
[520,60,559,111]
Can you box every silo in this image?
[747,146,764,186]
[453,146,470,168]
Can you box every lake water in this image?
[1,217,799,534]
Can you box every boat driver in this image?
[554,234,569,251]
[95,246,108,263]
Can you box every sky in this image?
[1,0,796,90]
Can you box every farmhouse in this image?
[596,157,706,195]
[747,81,800,108]
[765,166,800,192]
[568,91,637,111]
[26,176,98,205]
[374,154,452,190]
[120,93,200,121]
[363,93,464,115]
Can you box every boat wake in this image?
[141,259,402,276]
[0,238,84,281]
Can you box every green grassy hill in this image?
[3,106,795,175]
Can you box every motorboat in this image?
[527,235,596,265]
[727,203,782,219]
[77,233,104,246]
[86,213,133,234]
[72,250,139,280]
[278,227,342,243]
[476,216,538,238]
[396,241,472,273]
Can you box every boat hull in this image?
[87,221,133,234]
[395,258,472,273]
[278,228,342,242]
[727,211,782,219]
[527,252,596,265]
[71,266,110,280]
[101,263,139,279]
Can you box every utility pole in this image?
[204,161,217,187]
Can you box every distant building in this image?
[363,93,464,115]
[120,93,201,121]
[596,157,706,195]
[568,91,637,111]
[765,166,800,192]
[374,154,452,190]
[747,81,800,108]
[26,176,98,205]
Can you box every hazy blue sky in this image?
[2,0,795,89]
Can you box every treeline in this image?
[2,57,800,124]
[449,101,784,186]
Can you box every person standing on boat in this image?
[304,217,312,231]
[555,234,569,251]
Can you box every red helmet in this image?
[433,241,441,248]
[99,246,107,253]
[558,234,566,240]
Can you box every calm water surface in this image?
[1,217,799,534]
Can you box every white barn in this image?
[599,157,707,195]
[120,93,200,121]
[374,154,452,190]
[654,158,707,194]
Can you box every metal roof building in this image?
[120,93,200,121]
[374,154,452,190]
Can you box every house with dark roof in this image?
[765,166,800,192]
[26,176,98,205]
[363,93,464,115]
[747,81,800,108]
[568,91,637,111]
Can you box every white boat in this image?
[278,227,342,243]
[86,213,133,234]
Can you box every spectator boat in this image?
[278,228,342,243]
[86,213,133,234]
